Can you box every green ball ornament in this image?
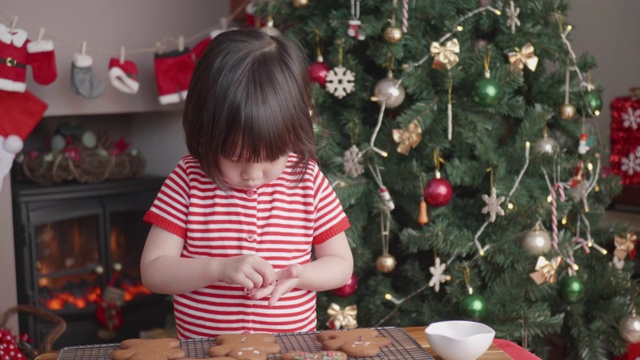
[473,78,501,106]
[558,276,585,303]
[461,293,487,321]
[583,92,603,116]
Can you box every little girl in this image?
[140,28,354,339]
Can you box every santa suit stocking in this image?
[153,48,195,105]
[108,58,139,94]
[71,53,105,99]
[0,23,57,93]
[0,89,48,190]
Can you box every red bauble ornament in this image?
[423,172,453,207]
[308,61,330,88]
[332,273,358,297]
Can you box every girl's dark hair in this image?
[183,28,317,190]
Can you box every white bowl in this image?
[425,320,495,360]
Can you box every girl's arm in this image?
[299,232,354,291]
[140,225,276,294]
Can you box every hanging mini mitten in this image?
[154,48,195,105]
[71,52,106,99]
[26,38,57,85]
[108,58,139,94]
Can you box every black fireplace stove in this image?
[11,176,173,349]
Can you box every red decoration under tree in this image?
[610,88,640,185]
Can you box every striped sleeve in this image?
[143,159,191,239]
[312,165,350,244]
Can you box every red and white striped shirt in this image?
[143,154,350,338]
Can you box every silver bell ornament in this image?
[619,309,640,344]
[372,72,405,109]
[260,17,281,37]
[522,221,551,255]
[534,133,559,155]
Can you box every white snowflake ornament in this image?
[343,145,364,178]
[428,257,449,292]
[621,147,640,175]
[505,1,520,34]
[622,107,640,130]
[326,66,355,99]
[481,187,505,222]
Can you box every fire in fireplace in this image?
[11,176,173,349]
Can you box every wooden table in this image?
[404,326,512,360]
[36,326,513,360]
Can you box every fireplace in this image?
[11,176,173,349]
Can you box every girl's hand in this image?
[248,264,304,306]
[219,255,276,290]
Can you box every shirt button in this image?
[247,189,256,197]
[247,234,257,241]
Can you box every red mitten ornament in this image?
[27,40,57,85]
[424,170,453,207]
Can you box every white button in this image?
[247,234,257,241]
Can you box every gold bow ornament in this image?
[614,232,637,260]
[529,256,563,285]
[508,43,538,72]
[392,119,422,155]
[430,38,460,70]
[326,303,358,330]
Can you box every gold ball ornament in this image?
[292,0,309,8]
[558,103,577,120]
[376,254,397,273]
[383,26,403,44]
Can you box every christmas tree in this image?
[255,0,637,358]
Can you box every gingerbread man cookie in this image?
[208,333,280,360]
[281,351,348,360]
[316,328,392,357]
[111,338,185,360]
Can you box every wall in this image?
[0,0,229,331]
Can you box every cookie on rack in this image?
[111,338,185,360]
[208,333,280,360]
[281,350,348,360]
[316,328,392,357]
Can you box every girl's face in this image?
[219,154,289,190]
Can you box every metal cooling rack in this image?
[56,326,435,360]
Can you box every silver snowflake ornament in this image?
[326,66,356,99]
[481,187,505,222]
[428,257,449,293]
[506,1,521,34]
[343,145,364,178]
